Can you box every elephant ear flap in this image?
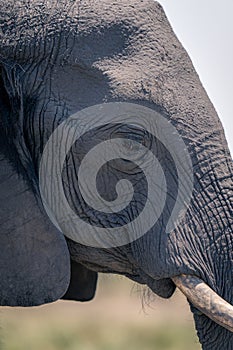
[0,64,70,306]
[0,154,71,306]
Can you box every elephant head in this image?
[0,1,233,348]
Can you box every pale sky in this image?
[158,0,233,153]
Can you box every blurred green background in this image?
[0,275,200,350]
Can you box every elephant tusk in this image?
[172,274,233,333]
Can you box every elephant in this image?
[0,0,233,349]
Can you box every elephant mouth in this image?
[70,243,233,333]
[130,270,233,333]
[128,272,176,299]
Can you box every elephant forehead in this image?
[0,0,225,155]
[0,0,166,53]
[1,0,189,98]
[0,0,192,93]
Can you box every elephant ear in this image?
[62,260,98,302]
[0,69,71,306]
[0,153,71,306]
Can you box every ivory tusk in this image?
[172,274,233,333]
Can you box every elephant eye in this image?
[115,132,148,162]
[122,138,140,153]
[108,124,152,173]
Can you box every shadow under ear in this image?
[62,260,98,302]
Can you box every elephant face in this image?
[1,1,233,348]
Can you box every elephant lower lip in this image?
[145,277,176,299]
[126,270,176,299]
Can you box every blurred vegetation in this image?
[0,275,200,350]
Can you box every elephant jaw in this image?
[172,274,233,333]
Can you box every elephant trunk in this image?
[172,274,233,333]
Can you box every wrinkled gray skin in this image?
[0,1,233,349]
